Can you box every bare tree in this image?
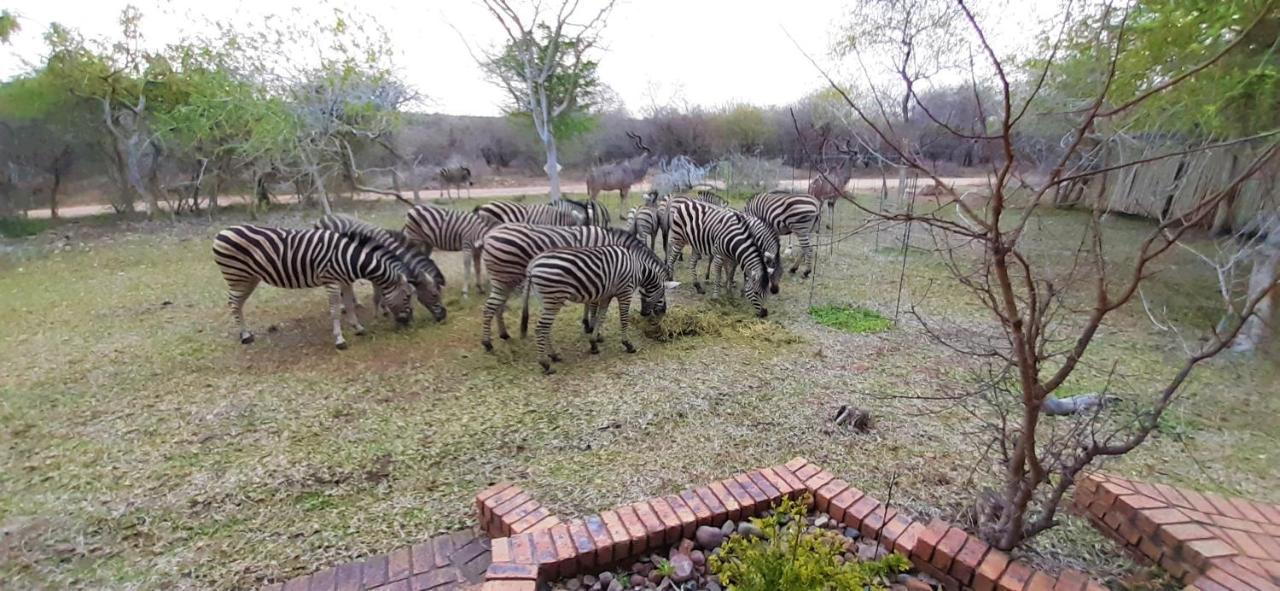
[814,0,1280,550]
[479,0,615,203]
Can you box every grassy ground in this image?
[1,194,1276,590]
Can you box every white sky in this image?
[0,0,1061,117]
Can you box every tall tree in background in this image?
[480,0,614,203]
[0,9,18,43]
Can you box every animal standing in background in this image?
[586,132,658,219]
[438,166,473,200]
[212,225,414,349]
[807,139,859,230]
[314,214,447,322]
[479,224,662,351]
[665,197,772,317]
[745,191,820,278]
[475,201,585,227]
[524,245,675,374]
[403,204,495,297]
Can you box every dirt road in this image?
[26,176,990,220]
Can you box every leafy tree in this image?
[0,9,17,44]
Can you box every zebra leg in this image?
[589,302,609,354]
[462,245,473,298]
[536,298,564,374]
[328,285,350,350]
[618,189,628,221]
[617,295,636,353]
[500,282,520,340]
[340,284,366,335]
[799,231,815,278]
[481,283,510,351]
[826,199,835,230]
[582,301,595,334]
[472,246,486,294]
[227,280,259,344]
[710,256,725,299]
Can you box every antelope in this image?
[808,139,860,230]
[586,132,657,220]
[439,166,473,201]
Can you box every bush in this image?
[709,493,911,591]
[0,217,52,238]
[808,304,891,334]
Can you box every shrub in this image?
[709,493,911,591]
[808,304,891,334]
[0,216,52,238]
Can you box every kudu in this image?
[438,166,473,201]
[586,132,657,221]
[807,138,860,230]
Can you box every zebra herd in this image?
[212,190,823,373]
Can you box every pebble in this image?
[582,575,597,586]
[720,520,735,535]
[606,580,623,591]
[598,572,613,585]
[670,553,695,583]
[844,527,861,540]
[904,578,932,591]
[564,577,582,590]
[677,538,696,556]
[696,525,726,550]
[737,521,765,539]
[815,514,831,528]
[689,549,705,566]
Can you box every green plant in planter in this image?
[655,557,675,578]
[708,493,911,590]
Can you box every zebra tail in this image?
[520,282,531,338]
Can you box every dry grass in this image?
[0,194,1276,589]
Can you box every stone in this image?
[904,577,932,591]
[606,579,623,591]
[582,575,598,586]
[646,570,661,585]
[670,553,695,583]
[857,542,878,561]
[815,514,831,528]
[696,525,726,550]
[737,521,765,539]
[565,577,583,590]
[598,571,613,585]
[629,573,645,587]
[677,538,696,556]
[721,520,735,535]
[706,579,722,591]
[633,561,652,577]
[843,527,861,540]
[689,550,705,566]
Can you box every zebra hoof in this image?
[499,332,510,341]
[789,267,799,274]
[623,341,636,354]
[802,271,811,279]
[540,362,555,375]
[582,320,592,334]
[589,343,600,355]
[240,333,255,345]
[694,284,705,295]
[335,340,349,350]
[353,326,367,336]
[482,340,493,352]
[549,353,562,362]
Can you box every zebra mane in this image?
[316,215,434,286]
[604,227,668,277]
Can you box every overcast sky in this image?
[0,0,1058,117]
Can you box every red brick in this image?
[476,482,514,505]
[1023,572,1056,591]
[648,498,683,544]
[663,495,698,538]
[615,506,649,554]
[485,562,540,580]
[880,513,914,550]
[530,530,559,569]
[680,489,714,525]
[565,520,596,570]
[1201,566,1255,591]
[631,502,667,548]
[509,506,552,533]
[760,467,799,497]
[952,536,990,585]
[492,491,533,520]
[894,522,926,556]
[1179,489,1222,517]
[783,457,809,472]
[1074,474,1100,496]
[431,534,455,569]
[803,469,836,492]
[1117,493,1167,512]
[1210,557,1277,590]
[748,471,782,502]
[362,554,390,588]
[694,487,728,522]
[814,478,850,512]
[1213,514,1267,534]
[914,520,949,561]
[1204,493,1248,519]
[527,515,563,534]
[585,515,616,565]
[480,582,538,591]
[1116,515,1143,545]
[844,495,881,527]
[931,527,968,572]
[550,524,578,577]
[708,481,742,521]
[793,463,821,483]
[1230,499,1270,525]
[1052,569,1089,591]
[770,464,808,494]
[1134,507,1192,535]
[722,479,756,515]
[307,568,336,591]
[827,487,864,523]
[973,550,1010,591]
[997,560,1034,591]
[498,498,538,530]
[734,473,771,514]
[370,579,409,591]
[509,533,535,565]
[1137,536,1163,561]
[490,538,512,564]
[1158,554,1189,579]
[860,504,894,539]
[334,562,363,591]
[387,547,412,582]
[1218,528,1270,560]
[410,542,434,574]
[1152,483,1193,509]
[1254,503,1280,525]
[1184,539,1240,567]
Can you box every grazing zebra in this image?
[439,166,472,200]
[559,197,611,227]
[212,225,414,349]
[700,212,781,295]
[314,214,447,322]
[744,191,820,278]
[523,245,676,374]
[403,204,495,297]
[475,201,585,227]
[479,224,665,350]
[665,197,772,317]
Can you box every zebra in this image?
[744,191,820,278]
[625,205,663,254]
[665,197,772,317]
[475,201,586,227]
[559,197,612,227]
[479,224,666,351]
[692,188,730,208]
[698,212,781,295]
[314,214,448,322]
[523,245,677,374]
[212,225,415,349]
[403,204,496,297]
[439,166,472,200]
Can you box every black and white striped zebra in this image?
[479,224,666,350]
[698,212,781,295]
[212,225,414,349]
[560,197,612,228]
[625,205,664,253]
[475,201,585,227]
[744,191,820,278]
[665,197,772,317]
[315,214,447,321]
[523,245,676,374]
[403,204,495,297]
[692,189,730,208]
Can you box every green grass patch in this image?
[0,216,52,238]
[808,304,892,334]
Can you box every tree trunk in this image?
[1234,244,1280,352]
[49,169,61,219]
[545,133,562,203]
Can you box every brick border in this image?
[259,530,492,591]
[1072,472,1280,590]
[478,458,1104,591]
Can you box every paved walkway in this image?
[261,530,491,591]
